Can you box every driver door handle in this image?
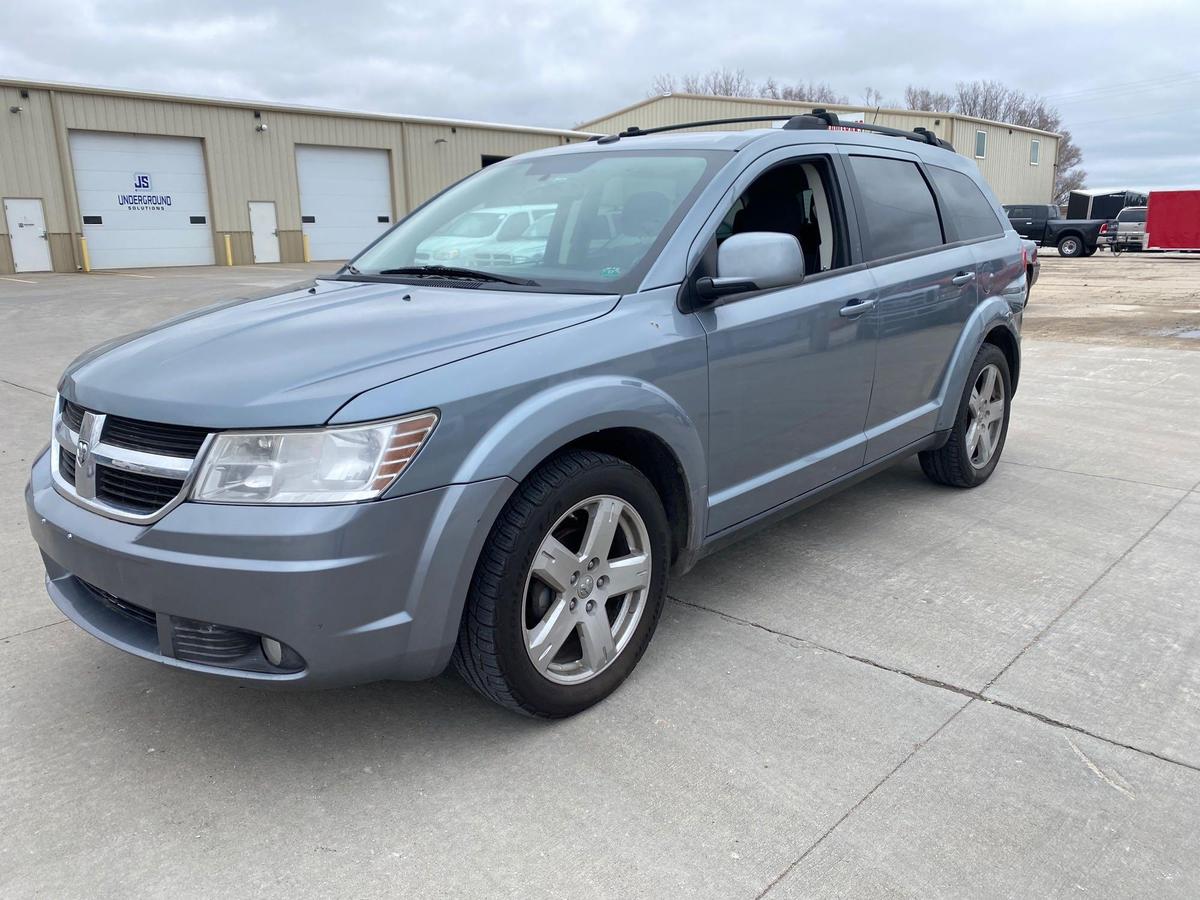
[839,298,876,318]
[951,271,976,285]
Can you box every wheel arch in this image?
[450,376,708,573]
[934,298,1021,434]
[983,323,1020,393]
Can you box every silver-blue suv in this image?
[26,112,1031,717]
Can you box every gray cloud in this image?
[2,0,1197,188]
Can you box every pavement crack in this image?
[754,697,974,898]
[0,378,54,399]
[668,595,1200,776]
[980,488,1191,693]
[1066,736,1136,798]
[1,619,69,642]
[998,459,1186,492]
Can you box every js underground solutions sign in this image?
[117,173,173,212]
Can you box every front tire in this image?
[452,450,670,718]
[920,344,1011,488]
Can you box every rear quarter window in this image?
[848,155,944,261]
[928,166,1005,241]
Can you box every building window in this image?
[1030,139,1040,165]
[974,130,987,159]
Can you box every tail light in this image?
[1021,244,1027,268]
[1100,222,1109,234]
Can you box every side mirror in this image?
[696,232,805,301]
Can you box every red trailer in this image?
[1145,190,1200,251]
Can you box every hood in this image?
[63,278,618,427]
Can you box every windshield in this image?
[436,211,505,237]
[350,149,732,293]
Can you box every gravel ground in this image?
[1023,249,1200,349]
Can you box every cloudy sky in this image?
[1,0,1197,189]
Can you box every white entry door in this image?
[4,198,53,273]
[248,201,281,264]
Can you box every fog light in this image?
[261,637,284,666]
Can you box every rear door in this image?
[841,150,981,461]
[1006,205,1039,241]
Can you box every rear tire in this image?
[920,344,1011,488]
[452,450,670,718]
[1057,234,1084,257]
[1084,245,1098,257]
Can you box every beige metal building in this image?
[1,80,1059,276]
[0,78,586,275]
[579,94,1059,207]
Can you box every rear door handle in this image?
[951,271,976,285]
[839,298,876,318]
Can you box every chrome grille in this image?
[51,396,212,524]
[102,415,210,458]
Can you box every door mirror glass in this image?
[697,232,805,300]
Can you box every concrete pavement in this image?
[1,259,1198,897]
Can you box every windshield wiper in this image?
[375,265,539,287]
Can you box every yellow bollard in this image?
[224,234,233,266]
[302,233,311,263]
[79,236,91,273]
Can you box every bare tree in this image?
[904,85,956,112]
[861,86,886,108]
[906,79,1086,204]
[778,81,847,104]
[648,69,846,104]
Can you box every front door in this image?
[4,198,52,273]
[248,201,280,264]
[697,151,878,535]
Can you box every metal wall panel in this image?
[0,79,584,271]
[580,95,1059,204]
[401,122,574,207]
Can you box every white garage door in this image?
[296,146,392,262]
[69,132,215,269]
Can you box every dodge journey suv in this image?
[26,113,1030,717]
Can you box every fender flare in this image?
[934,297,1022,434]
[451,375,709,564]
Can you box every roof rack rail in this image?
[589,110,955,152]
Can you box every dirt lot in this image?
[1025,250,1200,349]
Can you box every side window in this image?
[928,166,1004,242]
[848,155,944,261]
[974,131,987,159]
[1030,140,1040,165]
[716,157,847,275]
[1007,206,1032,219]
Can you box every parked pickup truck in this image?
[1102,206,1147,253]
[1003,203,1105,258]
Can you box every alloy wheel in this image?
[966,363,1005,469]
[522,495,652,685]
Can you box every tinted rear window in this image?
[849,155,944,260]
[1117,207,1147,223]
[928,166,1004,241]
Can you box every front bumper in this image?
[25,449,514,688]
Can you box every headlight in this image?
[192,411,438,504]
[433,248,460,261]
